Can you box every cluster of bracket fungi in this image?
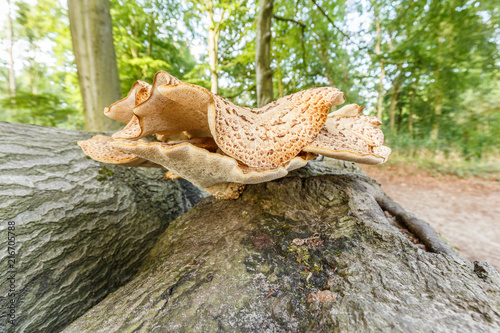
[78,71,391,199]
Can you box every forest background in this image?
[0,0,498,178]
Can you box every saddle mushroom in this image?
[78,71,391,199]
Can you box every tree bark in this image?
[431,99,442,141]
[65,159,500,332]
[0,122,205,333]
[68,0,122,132]
[389,65,404,132]
[256,0,274,107]
[208,27,219,94]
[372,1,385,122]
[207,0,219,95]
[6,0,16,96]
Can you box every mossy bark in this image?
[65,159,500,332]
[0,122,205,333]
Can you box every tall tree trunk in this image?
[0,122,205,333]
[207,0,219,95]
[389,91,398,132]
[397,100,403,133]
[372,1,385,121]
[408,81,417,138]
[431,100,442,141]
[6,0,16,96]
[65,159,500,332]
[408,107,414,137]
[389,64,404,132]
[68,0,122,132]
[376,67,385,121]
[208,27,219,94]
[255,0,274,107]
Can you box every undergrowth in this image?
[381,146,500,181]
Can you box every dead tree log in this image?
[65,159,500,332]
[0,122,205,333]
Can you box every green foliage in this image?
[0,0,82,129]
[366,0,500,171]
[110,0,197,94]
[0,91,82,128]
[1,0,498,176]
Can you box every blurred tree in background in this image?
[68,0,122,131]
[1,0,82,128]
[0,0,498,174]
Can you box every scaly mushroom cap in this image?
[208,87,345,169]
[113,80,345,169]
[113,72,212,140]
[109,138,314,189]
[77,71,391,199]
[303,104,391,164]
[104,80,151,123]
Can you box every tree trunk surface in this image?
[67,0,122,132]
[256,0,274,107]
[0,122,205,333]
[64,159,500,332]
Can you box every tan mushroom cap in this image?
[327,104,384,147]
[208,87,345,169]
[77,135,160,167]
[113,73,211,140]
[113,73,344,169]
[109,139,313,189]
[105,80,151,123]
[303,104,391,165]
[156,84,345,168]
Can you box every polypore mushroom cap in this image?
[112,73,344,169]
[113,73,211,140]
[77,135,161,167]
[208,87,345,169]
[109,138,314,189]
[104,80,151,123]
[77,71,391,199]
[303,104,391,164]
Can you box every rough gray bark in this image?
[0,122,205,333]
[68,0,122,132]
[65,159,500,332]
[256,0,274,107]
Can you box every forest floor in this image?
[362,164,500,269]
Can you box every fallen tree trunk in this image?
[65,159,500,332]
[0,122,205,333]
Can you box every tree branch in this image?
[223,84,256,100]
[272,15,307,71]
[375,194,460,258]
[272,14,305,28]
[309,0,375,54]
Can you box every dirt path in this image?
[362,165,500,269]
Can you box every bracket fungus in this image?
[78,71,391,199]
